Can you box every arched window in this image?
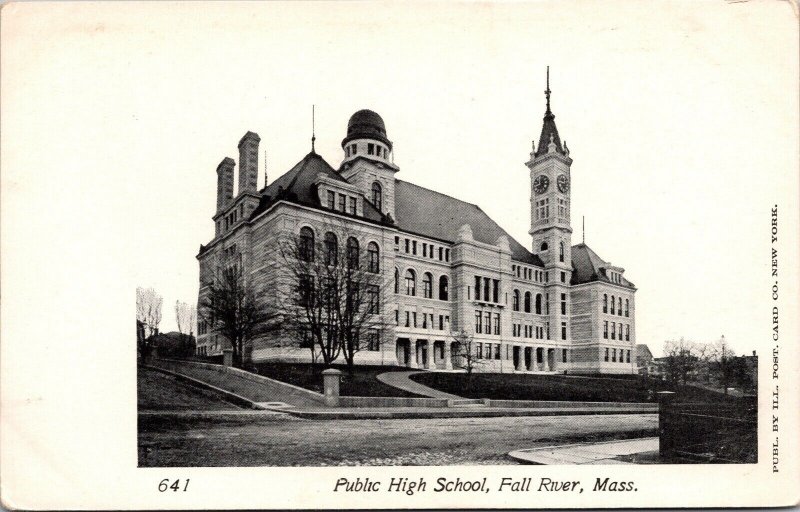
[610,295,616,314]
[394,267,400,294]
[439,275,449,301]
[618,297,623,316]
[299,227,314,261]
[524,291,532,313]
[603,294,608,313]
[559,242,565,262]
[540,242,549,251]
[625,299,629,317]
[371,182,382,212]
[367,241,380,273]
[535,293,543,315]
[422,272,433,298]
[404,269,416,296]
[346,237,359,269]
[512,290,520,311]
[324,232,338,266]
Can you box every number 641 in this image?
[158,479,189,492]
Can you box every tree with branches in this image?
[662,338,699,386]
[276,221,389,370]
[449,330,484,388]
[199,260,280,368]
[175,300,197,357]
[136,287,162,361]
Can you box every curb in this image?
[144,364,268,411]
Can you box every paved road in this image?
[376,371,462,399]
[139,412,657,466]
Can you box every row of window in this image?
[608,271,623,284]
[604,348,631,363]
[297,276,380,314]
[512,264,548,282]
[344,142,389,160]
[298,228,381,272]
[395,268,449,300]
[472,276,501,303]
[512,323,548,340]
[603,294,630,317]
[298,325,381,352]
[476,343,570,364]
[474,310,502,335]
[397,309,450,330]
[512,290,549,314]
[220,204,246,233]
[603,321,632,341]
[326,191,359,215]
[395,235,451,262]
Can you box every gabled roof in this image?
[636,344,653,359]
[394,180,544,266]
[248,152,386,224]
[571,243,636,288]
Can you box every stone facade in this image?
[196,97,638,375]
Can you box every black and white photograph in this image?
[1,1,798,509]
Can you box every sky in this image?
[3,1,798,357]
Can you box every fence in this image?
[659,394,757,463]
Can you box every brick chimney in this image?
[238,131,260,195]
[216,157,235,212]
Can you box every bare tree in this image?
[275,221,390,370]
[136,287,162,361]
[449,330,484,387]
[710,335,736,394]
[175,300,198,356]
[199,261,280,368]
[662,338,699,386]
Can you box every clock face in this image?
[533,174,550,194]
[557,174,569,193]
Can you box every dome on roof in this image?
[342,109,392,148]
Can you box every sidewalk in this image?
[376,371,461,399]
[508,437,659,465]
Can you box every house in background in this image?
[636,344,653,375]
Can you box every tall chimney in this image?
[238,131,260,195]
[216,157,235,212]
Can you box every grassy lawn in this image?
[138,366,241,411]
[409,372,747,403]
[251,362,423,398]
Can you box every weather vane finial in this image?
[545,66,552,114]
[311,105,316,153]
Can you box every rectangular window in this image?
[395,309,399,325]
[611,297,616,315]
[494,344,501,359]
[405,311,410,327]
[298,274,314,307]
[422,243,427,257]
[484,312,491,334]
[445,249,450,262]
[560,271,566,283]
[438,247,443,260]
[483,277,490,302]
[412,312,417,328]
[618,297,623,316]
[611,323,616,340]
[492,279,499,303]
[366,285,379,314]
[476,342,483,359]
[439,315,444,330]
[603,321,608,339]
[366,329,380,351]
[612,348,617,362]
[351,144,357,154]
[494,313,500,335]
[603,294,608,313]
[562,348,568,363]
[367,143,374,155]
[561,293,566,315]
[338,194,346,212]
[561,321,567,341]
[625,324,630,341]
[349,196,357,215]
[474,276,481,300]
[485,343,492,359]
[422,314,428,329]
[394,236,400,251]
[327,191,335,209]
[475,310,482,333]
[444,316,449,329]
[605,348,609,362]
[405,239,409,253]
[412,241,417,255]
[625,300,629,317]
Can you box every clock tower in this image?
[527,68,574,343]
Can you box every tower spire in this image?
[545,65,551,114]
[311,104,316,153]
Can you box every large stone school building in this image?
[196,85,637,374]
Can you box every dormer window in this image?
[368,143,375,155]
